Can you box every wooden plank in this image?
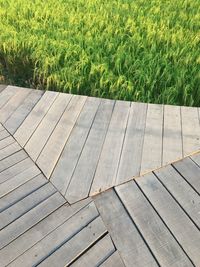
[38,217,107,267]
[0,142,21,161]
[14,91,58,147]
[25,93,72,161]
[0,133,9,143]
[181,106,200,156]
[136,172,200,266]
[0,87,31,123]
[0,164,41,198]
[0,84,7,93]
[173,157,200,194]
[9,202,99,266]
[0,129,10,140]
[100,251,125,267]
[162,105,183,165]
[0,157,33,184]
[0,174,47,212]
[199,108,200,125]
[0,136,15,150]
[51,97,101,195]
[71,235,115,267]
[0,85,20,109]
[90,100,130,195]
[116,181,193,267]
[94,190,158,267]
[0,182,56,230]
[199,108,200,123]
[36,95,87,178]
[0,150,27,173]
[0,199,92,266]
[116,102,147,184]
[0,123,4,132]
[155,165,200,227]
[140,103,163,174]
[191,153,200,166]
[65,99,114,203]
[4,89,44,134]
[68,197,93,213]
[0,192,65,250]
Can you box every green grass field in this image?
[0,0,200,106]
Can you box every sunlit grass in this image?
[0,0,200,106]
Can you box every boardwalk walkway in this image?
[0,85,200,266]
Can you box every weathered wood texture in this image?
[135,172,200,266]
[1,86,200,203]
[0,118,200,266]
[0,84,7,93]
[162,105,183,165]
[116,181,193,267]
[0,128,119,266]
[181,106,200,156]
[94,190,158,267]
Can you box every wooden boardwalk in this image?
[0,85,200,266]
[0,85,199,203]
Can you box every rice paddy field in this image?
[0,0,200,106]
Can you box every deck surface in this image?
[0,85,200,266]
[0,86,199,203]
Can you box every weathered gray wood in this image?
[0,174,47,212]
[0,123,4,132]
[51,97,101,195]
[140,103,163,174]
[0,157,33,184]
[0,192,65,250]
[68,197,93,213]
[25,93,72,161]
[71,235,115,267]
[0,86,20,109]
[14,91,58,147]
[155,165,200,228]
[38,217,107,267]
[36,95,87,178]
[0,199,92,266]
[9,202,99,266]
[94,190,158,267]
[0,142,21,161]
[199,108,200,123]
[0,129,10,140]
[173,157,200,194]
[116,102,147,184]
[116,181,193,267]
[181,106,200,156]
[0,84,7,93]
[0,150,27,173]
[0,87,31,123]
[163,105,183,165]
[0,182,56,230]
[91,100,130,195]
[4,89,44,134]
[191,153,200,166]
[65,99,114,203]
[0,136,15,150]
[100,251,125,267]
[136,173,200,266]
[0,164,41,198]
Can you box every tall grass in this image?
[0,0,200,106]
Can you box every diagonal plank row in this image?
[0,85,200,204]
[0,197,118,267]
[0,123,122,267]
[94,152,200,267]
